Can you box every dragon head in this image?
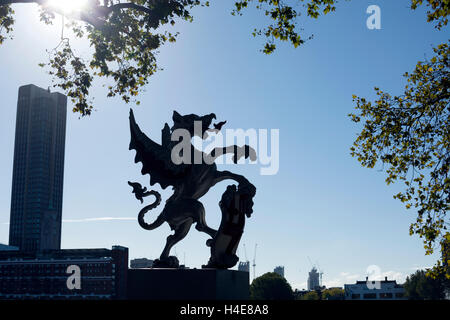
[171,111,217,139]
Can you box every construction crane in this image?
[307,256,314,269]
[243,244,249,263]
[252,244,257,281]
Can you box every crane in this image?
[252,244,257,281]
[307,256,314,269]
[243,244,249,263]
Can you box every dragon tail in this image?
[138,190,164,230]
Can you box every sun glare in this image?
[47,0,88,14]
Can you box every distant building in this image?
[0,244,19,251]
[344,277,406,300]
[274,266,285,278]
[9,84,67,252]
[0,246,128,300]
[307,267,321,290]
[130,258,153,269]
[238,261,250,273]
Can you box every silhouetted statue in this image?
[128,109,256,269]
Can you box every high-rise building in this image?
[9,84,67,252]
[238,261,250,273]
[307,267,320,291]
[274,266,285,278]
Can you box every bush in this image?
[250,272,294,300]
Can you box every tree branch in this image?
[0,0,44,5]
[102,3,154,16]
[0,0,157,30]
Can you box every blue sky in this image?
[0,0,448,289]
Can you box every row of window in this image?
[350,292,404,299]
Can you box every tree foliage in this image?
[411,0,450,29]
[348,0,449,280]
[0,0,334,116]
[322,287,345,300]
[250,272,294,300]
[350,42,449,278]
[232,0,340,54]
[404,269,448,300]
[299,290,319,300]
[1,0,210,116]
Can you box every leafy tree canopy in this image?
[0,0,447,116]
[250,272,294,300]
[299,290,319,300]
[404,269,448,300]
[410,0,450,29]
[350,41,449,279]
[322,287,345,300]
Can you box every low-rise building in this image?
[130,258,153,269]
[0,246,128,300]
[0,244,19,251]
[344,277,406,300]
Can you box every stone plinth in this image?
[127,268,249,300]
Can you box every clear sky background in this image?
[0,0,448,289]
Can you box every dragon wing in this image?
[129,109,187,189]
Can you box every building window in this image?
[363,293,377,299]
[351,294,360,300]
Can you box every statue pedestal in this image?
[126,268,249,300]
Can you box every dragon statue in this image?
[128,109,256,269]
